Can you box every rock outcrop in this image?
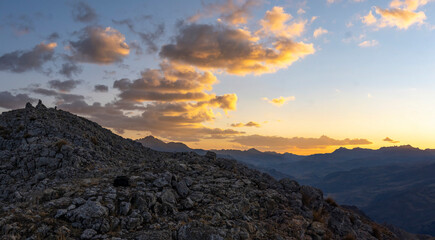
[0,103,399,239]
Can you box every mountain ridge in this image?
[0,102,407,239]
[138,135,435,236]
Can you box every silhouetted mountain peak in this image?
[140,135,164,143]
[332,147,350,153]
[246,148,261,153]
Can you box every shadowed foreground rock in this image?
[0,103,400,239]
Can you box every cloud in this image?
[358,40,379,47]
[362,0,429,29]
[47,32,60,41]
[54,61,241,141]
[389,0,429,11]
[0,42,57,73]
[29,87,85,104]
[48,79,82,92]
[257,6,307,38]
[68,26,129,64]
[231,134,372,150]
[129,41,143,55]
[58,99,243,141]
[313,27,328,38]
[58,62,82,78]
[297,8,306,15]
[72,2,97,23]
[263,96,295,106]
[113,19,165,53]
[231,121,261,127]
[94,84,109,92]
[113,61,219,102]
[160,22,314,75]
[362,11,377,25]
[188,0,262,25]
[6,14,34,35]
[0,91,35,109]
[383,137,400,143]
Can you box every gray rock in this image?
[178,222,223,240]
[55,209,67,219]
[160,189,177,205]
[119,201,131,216]
[175,180,189,198]
[153,177,169,188]
[81,228,97,239]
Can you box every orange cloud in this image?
[113,62,217,102]
[263,96,295,106]
[383,137,400,143]
[313,27,328,38]
[389,0,429,11]
[359,40,379,47]
[258,6,307,38]
[231,121,261,127]
[362,0,429,29]
[232,134,372,150]
[69,26,129,64]
[59,61,240,141]
[161,11,314,75]
[362,11,377,25]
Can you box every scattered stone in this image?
[205,151,217,160]
[81,228,97,239]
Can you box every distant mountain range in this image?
[137,136,435,236]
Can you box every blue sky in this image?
[1,0,435,154]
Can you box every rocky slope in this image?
[0,102,399,240]
[138,136,435,236]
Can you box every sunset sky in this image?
[1,0,435,154]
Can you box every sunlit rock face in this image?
[0,103,398,239]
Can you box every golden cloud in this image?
[232,134,373,150]
[69,26,129,64]
[258,6,306,38]
[362,0,429,29]
[389,0,429,11]
[113,62,217,102]
[263,96,295,106]
[313,27,328,38]
[362,11,377,25]
[59,61,240,141]
[231,121,261,127]
[358,40,379,47]
[383,137,400,143]
[161,13,314,75]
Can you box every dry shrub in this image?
[343,233,356,240]
[55,139,68,151]
[326,197,338,207]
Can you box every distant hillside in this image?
[138,136,298,179]
[137,136,194,153]
[137,135,435,236]
[314,163,435,235]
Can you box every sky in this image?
[1,0,435,155]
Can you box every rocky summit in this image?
[0,102,399,240]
